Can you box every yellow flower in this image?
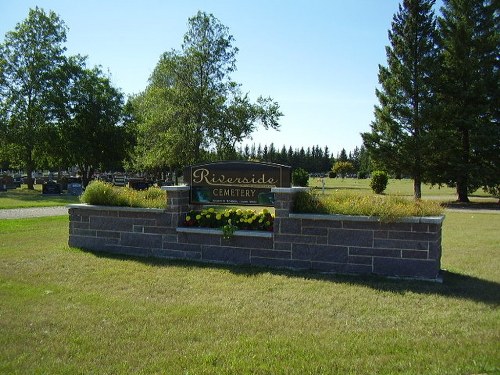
[196,215,201,220]
[209,208,215,213]
[216,214,222,220]
[186,216,191,221]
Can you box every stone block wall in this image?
[68,187,443,281]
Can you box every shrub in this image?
[292,168,309,187]
[370,170,389,194]
[80,181,166,208]
[292,190,329,214]
[292,190,443,222]
[80,180,125,206]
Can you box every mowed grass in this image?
[1,214,499,374]
[0,185,80,209]
[310,177,496,201]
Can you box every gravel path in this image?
[0,206,69,219]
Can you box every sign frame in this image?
[184,161,291,206]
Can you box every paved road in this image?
[0,206,69,219]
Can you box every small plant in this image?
[183,207,274,236]
[80,181,165,208]
[370,170,389,194]
[292,168,309,187]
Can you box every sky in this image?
[0,0,444,156]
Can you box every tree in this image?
[132,11,282,171]
[362,0,439,199]
[332,161,354,179]
[63,65,129,187]
[0,7,68,189]
[430,0,499,202]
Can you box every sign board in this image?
[184,161,291,206]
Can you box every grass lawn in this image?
[0,185,80,209]
[0,213,498,374]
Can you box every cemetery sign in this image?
[184,161,291,206]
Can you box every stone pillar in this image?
[161,185,191,225]
[271,187,308,218]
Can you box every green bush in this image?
[80,180,125,206]
[292,168,309,187]
[292,190,443,222]
[292,190,329,214]
[370,170,389,194]
[80,181,166,208]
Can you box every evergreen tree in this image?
[431,0,499,202]
[362,0,439,199]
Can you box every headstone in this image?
[1,175,17,189]
[42,180,61,195]
[113,175,126,187]
[67,182,83,196]
[127,178,151,190]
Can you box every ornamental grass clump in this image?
[183,207,274,237]
[80,180,165,209]
[293,190,443,222]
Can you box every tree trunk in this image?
[457,127,471,203]
[414,177,422,200]
[25,150,34,190]
[80,166,94,188]
[456,176,470,203]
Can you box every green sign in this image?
[184,161,291,206]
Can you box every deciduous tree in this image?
[132,11,282,172]
[0,7,68,189]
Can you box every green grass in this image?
[310,177,495,200]
[0,213,499,374]
[0,185,80,209]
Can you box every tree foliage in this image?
[62,65,130,187]
[362,0,439,200]
[131,11,282,172]
[0,7,68,188]
[429,0,499,202]
[332,161,354,178]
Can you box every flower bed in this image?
[183,207,274,238]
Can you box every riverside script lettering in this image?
[192,168,278,188]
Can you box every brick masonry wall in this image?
[68,187,443,281]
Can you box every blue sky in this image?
[1,0,443,156]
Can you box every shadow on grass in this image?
[82,248,500,306]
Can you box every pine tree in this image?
[362,0,439,199]
[431,0,499,202]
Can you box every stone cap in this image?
[161,185,190,192]
[67,203,166,213]
[271,187,309,193]
[289,212,445,224]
